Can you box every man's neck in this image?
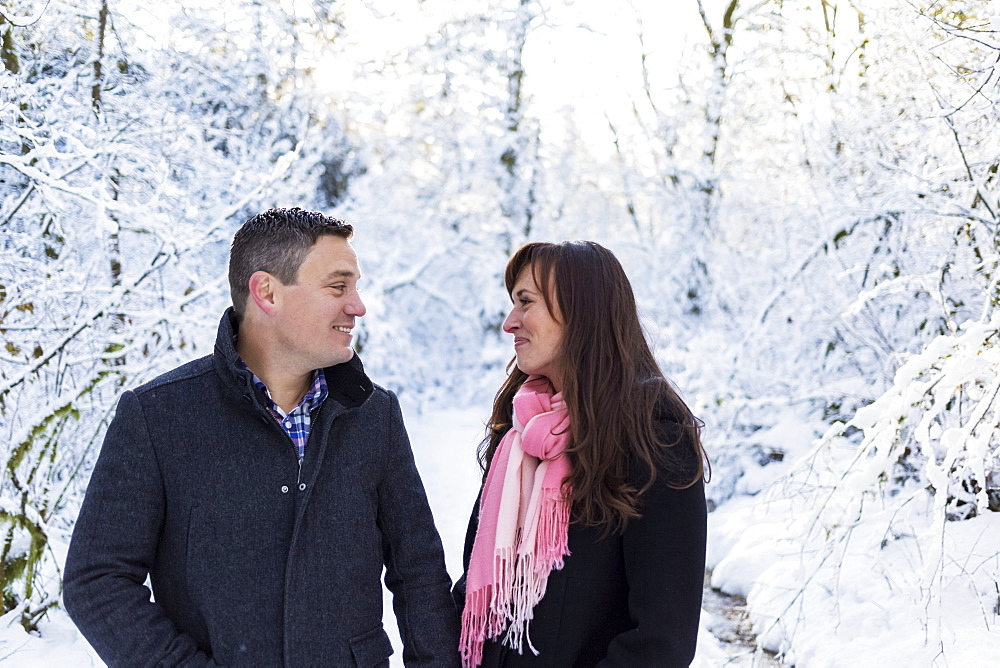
[237,335,313,414]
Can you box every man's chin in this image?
[322,349,355,367]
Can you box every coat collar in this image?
[212,307,373,410]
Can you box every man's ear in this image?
[248,271,280,316]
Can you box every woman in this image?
[456,241,708,667]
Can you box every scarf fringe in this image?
[535,490,571,570]
[459,586,488,668]
[461,495,571,667]
[490,544,516,632]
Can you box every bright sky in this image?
[315,0,708,156]
[123,0,712,159]
[521,0,704,153]
[523,0,699,103]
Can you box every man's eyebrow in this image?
[324,269,358,281]
[514,288,535,298]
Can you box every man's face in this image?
[272,235,366,372]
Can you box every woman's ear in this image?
[247,271,279,316]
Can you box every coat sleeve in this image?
[62,391,217,667]
[378,391,462,667]
[599,427,708,667]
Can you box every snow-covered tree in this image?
[0,0,350,625]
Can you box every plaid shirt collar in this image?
[239,359,328,459]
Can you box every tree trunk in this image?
[1,16,18,75]
[498,0,537,248]
[92,0,108,112]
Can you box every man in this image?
[63,208,460,666]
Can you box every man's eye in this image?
[519,298,531,306]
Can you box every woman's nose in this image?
[502,309,518,334]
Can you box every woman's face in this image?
[503,266,565,391]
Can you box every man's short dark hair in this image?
[229,207,354,319]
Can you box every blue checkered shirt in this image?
[241,362,328,459]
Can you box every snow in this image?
[0,605,101,667]
[10,400,997,667]
[3,3,1000,664]
[707,482,1000,666]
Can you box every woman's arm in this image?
[600,425,708,667]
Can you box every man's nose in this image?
[348,292,366,317]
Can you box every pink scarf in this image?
[459,376,573,667]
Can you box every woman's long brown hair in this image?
[479,241,707,535]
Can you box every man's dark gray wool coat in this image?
[63,310,461,667]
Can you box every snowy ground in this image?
[2,402,997,666]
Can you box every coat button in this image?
[281,485,289,493]
[298,483,306,491]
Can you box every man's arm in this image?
[63,391,216,667]
[377,391,461,666]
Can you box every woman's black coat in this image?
[454,420,707,667]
